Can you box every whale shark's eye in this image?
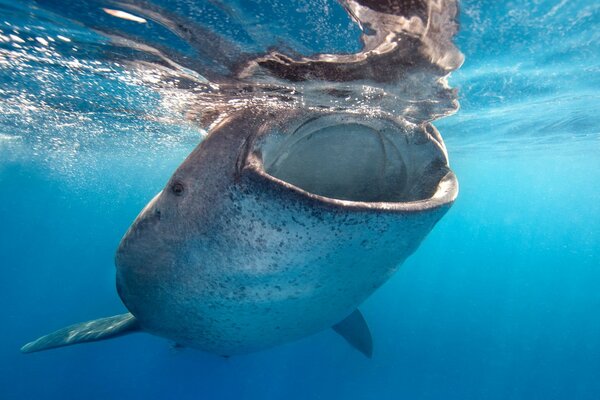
[171,181,185,196]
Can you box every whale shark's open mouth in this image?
[252,115,456,205]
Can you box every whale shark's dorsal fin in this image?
[21,313,140,353]
[332,309,373,358]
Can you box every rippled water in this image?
[0,1,597,176]
[1,0,465,174]
[1,1,600,399]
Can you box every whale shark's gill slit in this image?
[256,116,448,203]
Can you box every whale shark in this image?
[21,110,457,357]
[21,0,462,357]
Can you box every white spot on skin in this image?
[56,35,71,42]
[35,37,49,46]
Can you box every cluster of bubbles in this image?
[0,0,465,183]
[0,4,204,181]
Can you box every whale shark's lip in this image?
[245,152,458,213]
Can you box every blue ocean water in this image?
[1,0,599,399]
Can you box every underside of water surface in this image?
[0,0,599,399]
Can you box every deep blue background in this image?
[1,0,600,399]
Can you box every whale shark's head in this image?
[116,111,455,262]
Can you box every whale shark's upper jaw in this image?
[244,113,458,212]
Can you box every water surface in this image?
[1,0,599,399]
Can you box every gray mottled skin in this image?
[21,109,457,356]
[21,0,463,356]
[114,109,457,355]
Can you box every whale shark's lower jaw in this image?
[246,113,458,211]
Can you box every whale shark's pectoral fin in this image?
[21,313,140,353]
[332,309,373,358]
